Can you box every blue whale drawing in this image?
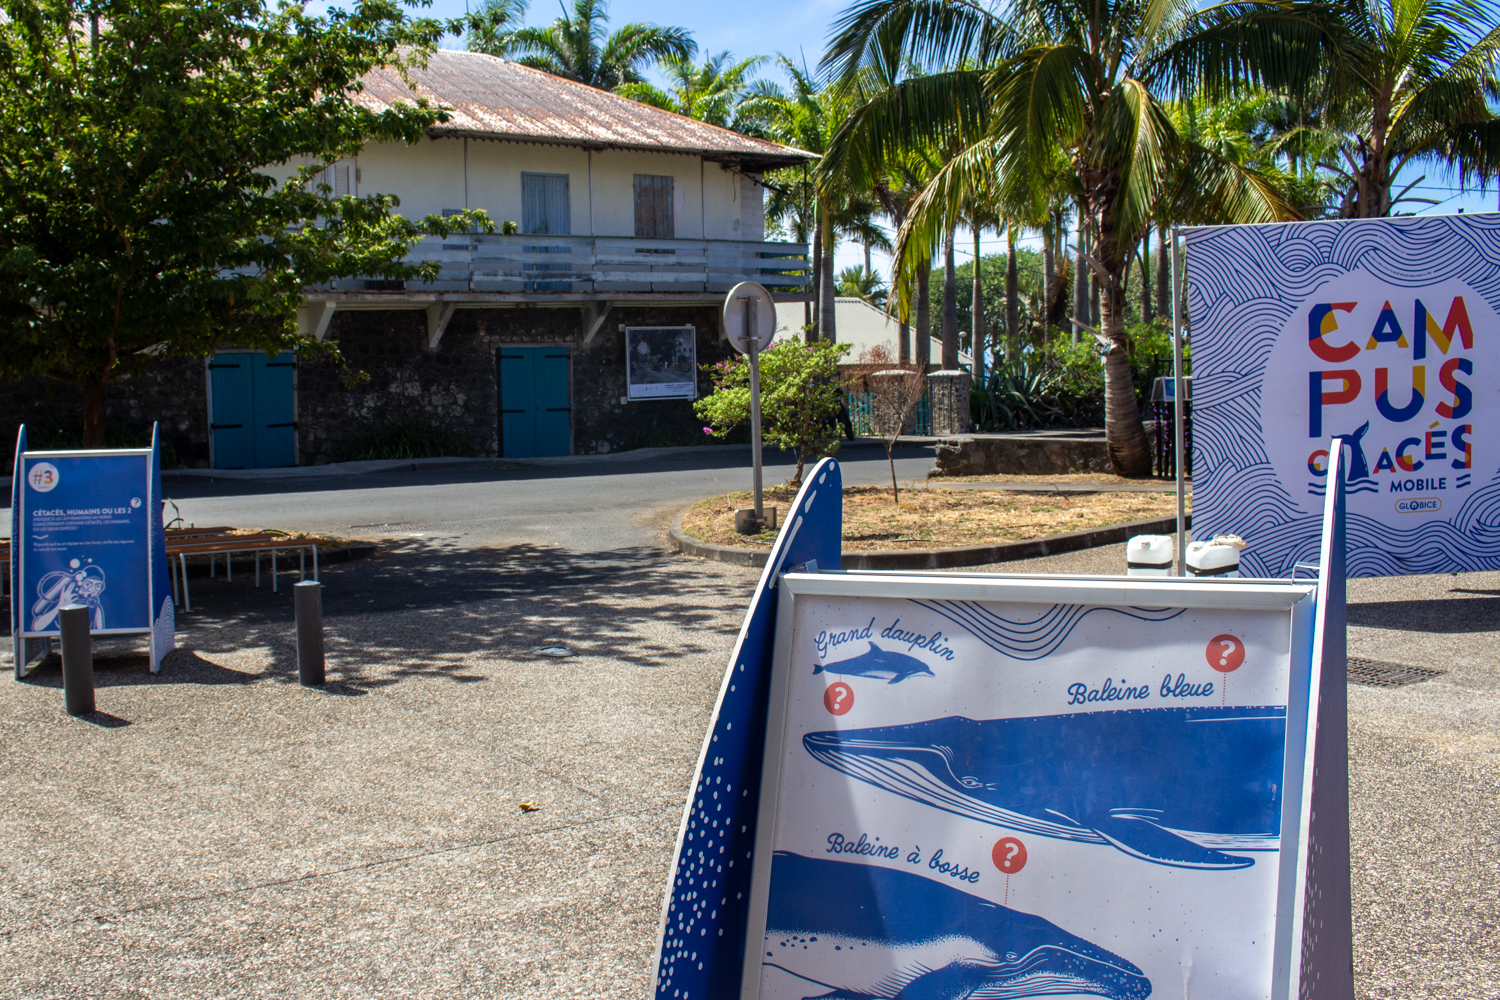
[805,707,1286,869]
[814,642,934,684]
[763,852,1151,1000]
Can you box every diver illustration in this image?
[762,852,1152,1000]
[30,559,107,631]
[814,643,935,684]
[804,707,1286,870]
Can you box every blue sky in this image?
[311,0,1498,280]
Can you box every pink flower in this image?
[703,426,714,435]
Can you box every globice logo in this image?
[27,462,59,493]
[1395,497,1442,513]
[1260,272,1491,518]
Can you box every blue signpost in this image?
[10,424,175,677]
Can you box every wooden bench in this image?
[3,530,331,611]
[166,531,331,611]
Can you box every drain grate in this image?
[350,522,427,533]
[1346,657,1442,688]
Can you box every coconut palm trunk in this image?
[1073,221,1088,342]
[972,227,985,382]
[808,219,823,343]
[940,227,959,368]
[1042,217,1056,337]
[1141,236,1153,324]
[1005,227,1018,361]
[915,264,931,369]
[819,200,839,342]
[1155,226,1169,320]
[1097,230,1153,475]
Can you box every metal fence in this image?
[846,391,930,437]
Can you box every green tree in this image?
[742,58,887,345]
[837,265,888,308]
[695,340,849,485]
[616,51,767,128]
[824,0,1338,475]
[1308,0,1500,217]
[471,0,694,90]
[0,0,490,447]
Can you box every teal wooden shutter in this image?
[522,173,570,235]
[536,349,571,456]
[521,173,572,290]
[498,348,537,458]
[209,355,253,469]
[252,352,297,468]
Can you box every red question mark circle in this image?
[823,682,854,716]
[1206,634,1245,673]
[992,837,1027,874]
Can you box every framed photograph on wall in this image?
[625,326,697,400]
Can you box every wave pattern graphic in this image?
[1186,216,1500,576]
[911,601,1186,660]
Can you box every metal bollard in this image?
[58,604,95,716]
[294,580,325,687]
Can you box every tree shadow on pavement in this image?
[1348,595,1500,634]
[165,539,756,692]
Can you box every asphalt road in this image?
[149,441,938,551]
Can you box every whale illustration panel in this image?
[752,592,1307,1000]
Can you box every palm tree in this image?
[616,52,767,128]
[837,265,889,308]
[470,0,694,90]
[824,0,1336,476]
[742,58,887,345]
[1315,0,1500,217]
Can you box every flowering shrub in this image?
[694,340,850,485]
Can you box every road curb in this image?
[669,510,1192,571]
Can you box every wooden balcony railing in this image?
[317,235,809,297]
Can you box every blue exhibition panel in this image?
[652,451,1355,1000]
[11,425,175,675]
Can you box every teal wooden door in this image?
[252,353,297,468]
[498,347,570,457]
[208,356,254,469]
[210,352,296,468]
[536,349,571,455]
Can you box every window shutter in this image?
[633,174,674,238]
[522,172,571,235]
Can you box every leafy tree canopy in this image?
[0,0,492,445]
[695,339,849,485]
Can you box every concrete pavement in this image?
[0,447,1495,998]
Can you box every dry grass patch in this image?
[680,485,1184,550]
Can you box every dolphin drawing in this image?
[762,852,1152,1000]
[813,642,934,684]
[804,707,1286,870]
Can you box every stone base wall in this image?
[2,304,730,467]
[931,429,1159,477]
[0,359,210,467]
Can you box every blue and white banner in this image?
[10,425,174,676]
[1185,213,1500,576]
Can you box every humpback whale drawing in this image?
[813,643,934,684]
[762,852,1152,1000]
[805,707,1286,869]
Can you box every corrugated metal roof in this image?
[355,49,815,169]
